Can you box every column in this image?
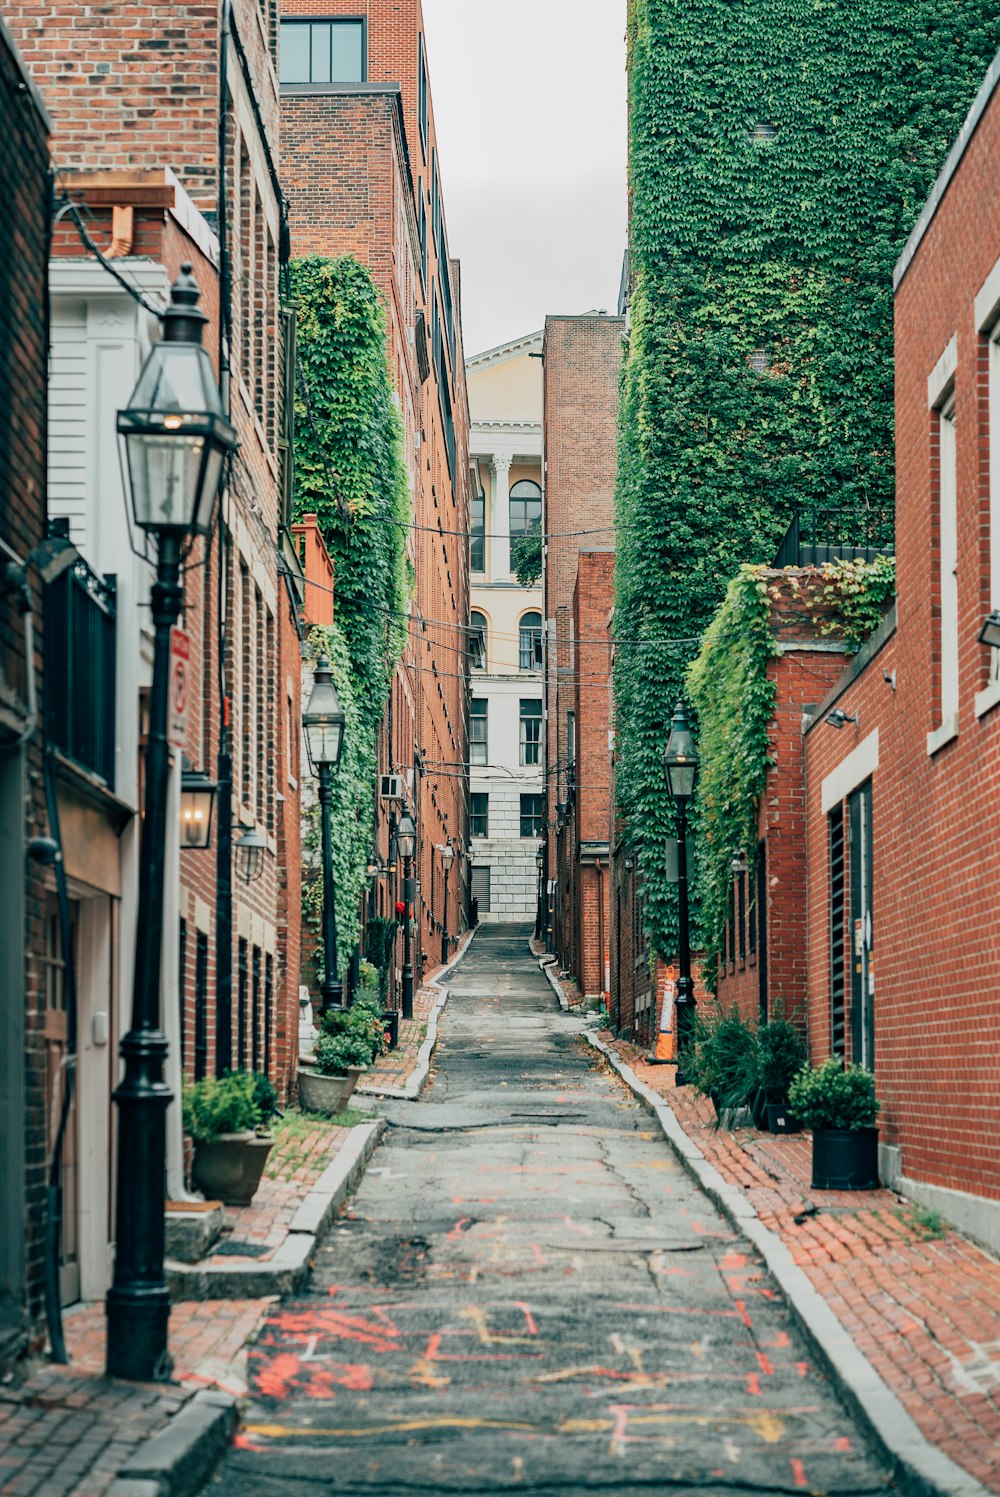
[490,449,513,582]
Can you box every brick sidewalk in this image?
[357,982,438,1091]
[193,1112,354,1267]
[0,1298,270,1497]
[601,1036,1000,1494]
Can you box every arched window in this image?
[509,479,542,540]
[519,611,542,671]
[470,610,488,670]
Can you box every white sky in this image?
[422,0,628,359]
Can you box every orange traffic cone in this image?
[646,966,677,1065]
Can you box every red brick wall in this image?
[543,315,623,971]
[569,551,614,996]
[0,28,50,1344]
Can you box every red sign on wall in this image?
[169,627,190,750]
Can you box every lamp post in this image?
[108,264,236,1381]
[396,808,417,1019]
[440,838,454,966]
[303,655,347,1016]
[535,845,545,941]
[663,700,699,1087]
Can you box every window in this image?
[936,398,959,733]
[237,938,248,1070]
[252,945,262,1073]
[470,698,488,765]
[520,698,543,766]
[510,479,542,540]
[470,488,485,573]
[470,611,488,669]
[519,612,542,671]
[470,793,489,838]
[737,870,746,961]
[279,19,365,84]
[728,882,736,966]
[264,953,274,1078]
[520,794,545,837]
[829,806,846,1060]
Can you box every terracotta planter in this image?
[191,1132,274,1206]
[297,1064,365,1115]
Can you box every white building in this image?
[466,331,545,920]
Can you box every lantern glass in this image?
[118,344,234,536]
[396,812,417,860]
[180,769,216,849]
[441,841,454,870]
[663,700,699,803]
[303,656,346,770]
[235,826,266,884]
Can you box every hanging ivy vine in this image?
[686,557,896,977]
[290,256,410,969]
[615,0,1000,958]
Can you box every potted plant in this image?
[183,1070,278,1206]
[756,1007,807,1133]
[788,1058,880,1189]
[692,1003,760,1126]
[297,992,386,1114]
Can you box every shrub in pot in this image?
[692,1003,760,1126]
[787,1058,880,1189]
[756,1006,807,1133]
[183,1070,277,1206]
[298,1025,372,1115]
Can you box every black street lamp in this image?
[396,808,417,1019]
[108,264,236,1382]
[303,655,346,1015]
[663,700,699,1087]
[234,825,266,884]
[440,838,454,966]
[535,845,545,942]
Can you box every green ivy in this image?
[615,0,1000,958]
[290,255,410,977]
[687,558,895,976]
[687,567,779,971]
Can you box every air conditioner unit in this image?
[380,774,404,801]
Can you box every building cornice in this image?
[467,330,544,371]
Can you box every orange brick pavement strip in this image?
[0,1299,271,1496]
[599,1034,1000,1495]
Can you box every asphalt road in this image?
[207,925,895,1496]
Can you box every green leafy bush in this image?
[757,1007,807,1104]
[312,1030,372,1076]
[183,1072,265,1144]
[358,959,379,993]
[692,1003,760,1117]
[511,522,542,587]
[788,1058,879,1131]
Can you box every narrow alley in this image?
[206,927,893,1496]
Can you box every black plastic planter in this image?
[382,1009,399,1050]
[767,1102,802,1135]
[811,1126,879,1190]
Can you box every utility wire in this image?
[55,194,165,318]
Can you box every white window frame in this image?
[929,395,959,755]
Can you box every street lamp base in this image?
[644,1055,677,1068]
[106,1285,172,1381]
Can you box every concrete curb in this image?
[357,927,478,1100]
[537,953,569,1011]
[109,1388,238,1497]
[167,1120,387,1300]
[583,1030,994,1497]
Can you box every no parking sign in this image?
[169,627,190,749]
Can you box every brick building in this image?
[4,0,303,1329]
[0,15,52,1367]
[279,0,470,976]
[542,312,623,992]
[796,47,1000,1251]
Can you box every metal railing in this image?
[772,504,894,569]
[46,554,117,786]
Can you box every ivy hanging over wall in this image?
[686,558,895,977]
[614,0,1000,958]
[291,256,410,969]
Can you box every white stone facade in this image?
[467,331,545,921]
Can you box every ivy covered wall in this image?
[291,255,410,969]
[614,0,1000,956]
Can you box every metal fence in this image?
[772,504,894,569]
[46,557,117,786]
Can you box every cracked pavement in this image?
[205,925,895,1496]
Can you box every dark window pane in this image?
[471,793,489,838]
[279,23,310,82]
[520,794,544,837]
[510,480,542,539]
[520,698,542,766]
[471,491,485,573]
[519,612,542,670]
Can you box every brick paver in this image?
[602,1036,1000,1494]
[0,1298,271,1497]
